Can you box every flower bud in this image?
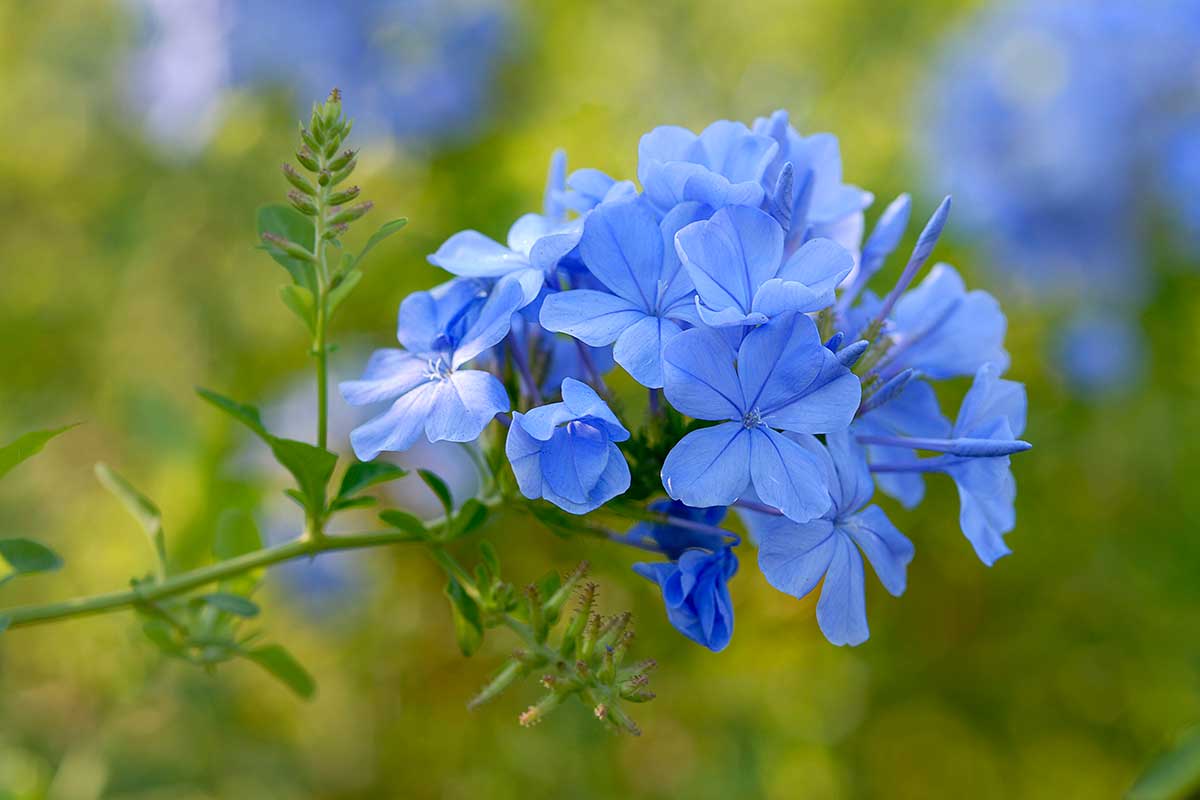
[327,186,360,206]
[330,158,357,186]
[328,148,357,172]
[288,190,318,217]
[295,146,319,172]
[261,232,315,262]
[326,201,373,226]
[282,163,316,196]
[299,125,320,154]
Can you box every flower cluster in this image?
[921,0,1200,390]
[344,110,1031,651]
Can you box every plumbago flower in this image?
[344,109,1032,653]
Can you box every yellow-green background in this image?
[1,1,1198,797]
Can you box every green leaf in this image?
[328,495,376,512]
[353,218,407,269]
[479,540,500,578]
[444,579,483,657]
[326,268,362,318]
[140,618,181,655]
[279,285,316,333]
[95,463,167,575]
[257,204,317,291]
[0,424,77,481]
[448,498,489,540]
[199,592,260,618]
[418,469,453,516]
[1129,727,1200,800]
[197,389,337,515]
[0,538,63,587]
[244,644,317,699]
[378,509,428,537]
[337,461,408,501]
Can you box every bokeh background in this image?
[1,0,1199,797]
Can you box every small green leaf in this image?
[444,579,483,657]
[447,498,489,540]
[258,204,317,291]
[337,461,408,501]
[328,495,376,512]
[418,469,453,516]
[326,268,362,318]
[196,388,269,437]
[0,538,63,587]
[244,644,317,699]
[0,424,77,481]
[197,389,337,515]
[1129,727,1200,800]
[279,285,316,333]
[200,592,260,618]
[95,463,167,575]
[283,489,306,509]
[353,218,407,269]
[378,509,428,537]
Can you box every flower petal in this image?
[748,427,831,523]
[423,371,509,443]
[661,422,751,508]
[428,230,528,278]
[815,535,869,646]
[675,205,784,317]
[349,381,439,460]
[540,290,645,347]
[579,197,663,309]
[613,315,683,389]
[756,515,838,599]
[339,349,430,406]
[840,505,913,597]
[662,327,745,420]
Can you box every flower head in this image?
[634,546,738,652]
[660,313,861,522]
[749,431,913,646]
[506,378,631,514]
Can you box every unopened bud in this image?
[282,163,316,196]
[330,158,357,186]
[261,232,315,262]
[288,189,318,216]
[326,201,373,226]
[327,185,360,206]
[328,148,357,172]
[596,611,631,650]
[544,561,589,624]
[299,125,320,154]
[295,147,319,172]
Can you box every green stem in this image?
[0,528,423,631]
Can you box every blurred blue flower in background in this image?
[922,0,1200,389]
[127,0,515,150]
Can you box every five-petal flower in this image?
[660,313,861,522]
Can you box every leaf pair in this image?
[0,425,76,597]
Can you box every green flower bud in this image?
[326,201,373,226]
[282,163,316,196]
[328,148,357,172]
[327,186,360,206]
[261,232,316,262]
[330,158,357,186]
[295,147,319,172]
[299,125,320,154]
[287,190,318,217]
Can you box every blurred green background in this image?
[2,0,1199,797]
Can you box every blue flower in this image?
[634,546,738,652]
[853,380,950,510]
[674,204,854,327]
[540,197,702,387]
[660,313,861,522]
[506,378,631,514]
[638,120,778,214]
[753,110,873,254]
[626,500,728,560]
[942,363,1028,566]
[753,430,913,646]
[340,277,522,459]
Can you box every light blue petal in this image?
[506,414,546,499]
[516,399,575,441]
[696,299,768,329]
[748,427,831,523]
[776,238,855,301]
[539,290,645,347]
[397,279,484,354]
[452,276,527,367]
[662,327,745,420]
[888,264,1009,380]
[949,456,1015,566]
[823,429,874,515]
[756,516,838,599]
[424,371,509,442]
[349,381,439,460]
[578,198,663,310]
[560,378,628,440]
[428,230,528,278]
[637,125,703,184]
[751,278,828,317]
[541,421,611,504]
[528,219,583,274]
[854,379,950,509]
[507,213,555,255]
[661,422,751,508]
[955,362,1027,439]
[658,201,708,308]
[816,535,869,646]
[614,315,682,389]
[675,205,784,317]
[541,441,630,514]
[339,349,429,406]
[697,119,778,184]
[840,505,913,597]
